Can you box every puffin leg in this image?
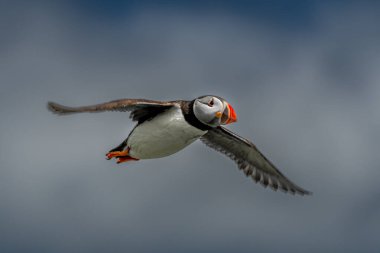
[106,147,130,160]
[106,147,140,164]
[116,156,139,164]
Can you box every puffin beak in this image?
[221,102,237,124]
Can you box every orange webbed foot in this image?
[116,156,139,164]
[106,147,139,164]
[106,149,130,160]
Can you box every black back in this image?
[130,106,172,124]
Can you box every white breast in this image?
[127,106,207,159]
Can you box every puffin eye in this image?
[208,98,214,107]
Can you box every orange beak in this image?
[220,102,237,125]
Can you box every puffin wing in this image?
[200,126,311,195]
[47,99,177,122]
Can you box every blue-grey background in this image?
[1,1,380,252]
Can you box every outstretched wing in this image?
[200,126,311,195]
[47,99,177,122]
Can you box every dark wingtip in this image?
[274,180,312,196]
[47,101,74,115]
[301,189,313,196]
[47,101,61,115]
[293,187,313,196]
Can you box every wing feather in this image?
[201,126,311,195]
[47,99,176,122]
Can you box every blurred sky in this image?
[1,0,380,252]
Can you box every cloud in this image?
[1,2,380,252]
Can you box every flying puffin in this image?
[47,95,311,195]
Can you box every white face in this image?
[193,95,237,127]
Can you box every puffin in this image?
[47,95,311,195]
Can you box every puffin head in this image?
[193,95,237,127]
